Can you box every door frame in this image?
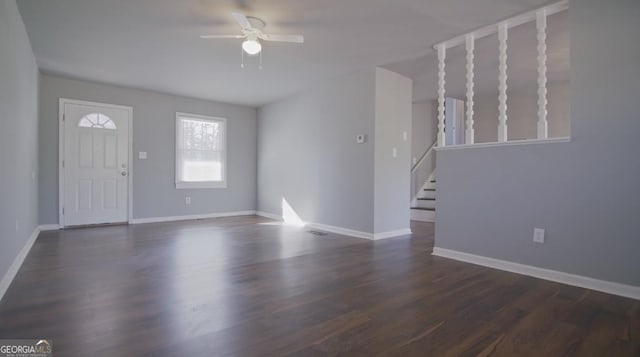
[58,98,134,227]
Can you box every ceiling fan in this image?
[200,12,304,68]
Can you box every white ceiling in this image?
[18,0,556,107]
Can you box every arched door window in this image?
[78,113,116,129]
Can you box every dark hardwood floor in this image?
[0,216,638,356]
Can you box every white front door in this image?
[62,101,130,226]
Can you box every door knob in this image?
[121,171,128,176]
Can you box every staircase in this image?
[411,178,436,222]
[410,138,437,223]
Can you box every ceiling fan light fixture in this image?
[242,39,262,55]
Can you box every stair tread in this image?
[417,197,435,201]
[411,207,435,211]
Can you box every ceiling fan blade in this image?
[200,34,245,39]
[231,12,252,31]
[261,34,304,43]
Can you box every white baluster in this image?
[465,34,475,144]
[536,9,548,139]
[498,23,508,142]
[437,44,446,147]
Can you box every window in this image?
[175,113,227,189]
[78,113,116,129]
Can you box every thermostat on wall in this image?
[356,134,366,144]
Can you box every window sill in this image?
[434,137,570,151]
[176,182,227,189]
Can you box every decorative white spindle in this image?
[536,9,548,139]
[498,23,508,142]
[433,1,566,145]
[437,44,446,147]
[465,34,475,144]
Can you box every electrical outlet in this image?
[533,228,545,243]
[356,134,366,144]
[185,196,191,205]
[139,152,147,159]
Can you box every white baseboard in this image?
[38,224,60,231]
[373,228,413,240]
[305,222,374,240]
[0,226,40,302]
[432,247,640,300]
[129,210,257,224]
[255,211,283,221]
[256,211,411,241]
[38,212,259,228]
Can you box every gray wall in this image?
[257,68,376,233]
[0,0,39,281]
[411,100,437,165]
[374,68,412,233]
[257,67,412,235]
[436,0,640,286]
[39,75,257,223]
[475,81,570,143]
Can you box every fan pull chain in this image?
[241,47,245,68]
[259,51,263,70]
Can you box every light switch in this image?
[533,228,545,243]
[139,152,147,159]
[392,147,397,158]
[356,134,366,144]
[403,131,408,141]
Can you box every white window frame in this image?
[175,112,227,189]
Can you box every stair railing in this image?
[433,0,568,146]
[411,139,437,200]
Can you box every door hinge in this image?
[63,113,65,121]
[62,160,65,168]
[62,207,65,215]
